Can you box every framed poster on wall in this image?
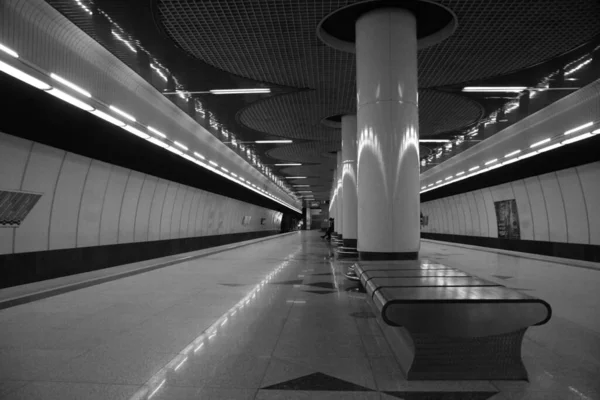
[494,199,520,239]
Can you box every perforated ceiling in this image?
[239,89,483,141]
[158,0,600,88]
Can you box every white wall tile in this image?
[466,192,480,236]
[524,176,550,241]
[180,187,194,238]
[15,143,65,253]
[134,176,157,243]
[118,170,145,244]
[538,172,567,243]
[577,162,600,245]
[160,183,178,240]
[99,166,130,246]
[510,180,535,241]
[556,168,589,244]
[49,152,90,250]
[77,160,111,248]
[0,132,32,254]
[148,179,168,242]
[170,185,186,239]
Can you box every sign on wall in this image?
[494,199,520,239]
[0,190,42,228]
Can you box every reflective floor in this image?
[0,232,599,399]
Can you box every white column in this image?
[356,8,420,260]
[330,167,337,233]
[341,115,358,248]
[336,151,344,238]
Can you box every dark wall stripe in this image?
[0,230,281,289]
[421,232,600,263]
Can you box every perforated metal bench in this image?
[353,260,552,380]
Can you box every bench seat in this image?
[352,261,552,380]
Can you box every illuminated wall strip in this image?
[0,47,300,213]
[421,125,598,194]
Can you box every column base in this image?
[359,251,419,261]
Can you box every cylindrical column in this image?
[356,8,420,260]
[330,167,337,234]
[335,151,344,238]
[341,115,358,249]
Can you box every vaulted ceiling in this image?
[48,0,600,200]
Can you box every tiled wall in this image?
[421,161,600,246]
[0,131,283,256]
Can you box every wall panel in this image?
[524,177,550,241]
[0,133,32,255]
[99,166,129,246]
[160,183,178,240]
[538,172,568,243]
[466,192,480,236]
[170,185,186,239]
[77,160,111,248]
[14,143,65,253]
[118,170,145,244]
[556,168,589,244]
[180,187,194,238]
[134,176,157,243]
[577,162,600,245]
[148,179,168,242]
[49,152,90,250]
[473,190,489,237]
[481,188,497,238]
[510,180,534,240]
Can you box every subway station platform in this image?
[0,232,598,400]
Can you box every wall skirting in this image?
[421,232,600,263]
[0,230,280,288]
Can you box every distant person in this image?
[322,218,334,240]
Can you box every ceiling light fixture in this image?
[419,139,451,143]
[209,88,270,95]
[46,88,94,112]
[274,163,302,166]
[285,176,307,179]
[209,160,218,167]
[0,60,51,90]
[562,132,593,145]
[50,73,91,97]
[147,137,169,149]
[148,126,167,138]
[564,122,593,135]
[537,143,563,153]
[468,166,480,171]
[91,110,125,127]
[455,171,465,176]
[484,159,498,165]
[462,86,527,93]
[109,105,135,122]
[255,140,293,144]
[123,125,150,139]
[0,43,19,58]
[193,152,205,160]
[174,141,188,151]
[530,138,550,148]
[505,150,521,158]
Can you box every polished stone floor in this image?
[0,231,598,399]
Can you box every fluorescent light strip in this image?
[91,110,125,127]
[505,150,521,158]
[193,152,205,160]
[562,132,593,145]
[436,180,442,184]
[221,167,229,172]
[109,105,136,122]
[209,160,218,167]
[210,88,270,94]
[274,163,302,166]
[231,172,237,177]
[421,186,426,190]
[0,43,19,58]
[530,138,550,148]
[468,166,480,171]
[166,146,183,156]
[462,86,527,92]
[147,137,169,148]
[484,159,498,165]
[518,151,538,160]
[537,142,563,153]
[445,176,453,180]
[123,125,149,139]
[285,176,306,179]
[0,60,51,90]
[50,73,91,97]
[419,139,451,143]
[255,140,293,144]
[46,88,94,111]
[174,141,188,151]
[564,122,593,135]
[455,171,465,176]
[148,126,166,138]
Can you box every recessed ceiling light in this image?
[148,126,167,138]
[0,60,51,90]
[564,122,593,135]
[462,86,527,93]
[530,138,551,148]
[210,88,270,95]
[109,105,135,122]
[46,88,94,112]
[0,43,19,58]
[419,139,451,143]
[50,73,91,97]
[255,140,293,144]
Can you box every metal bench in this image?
[353,260,552,380]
